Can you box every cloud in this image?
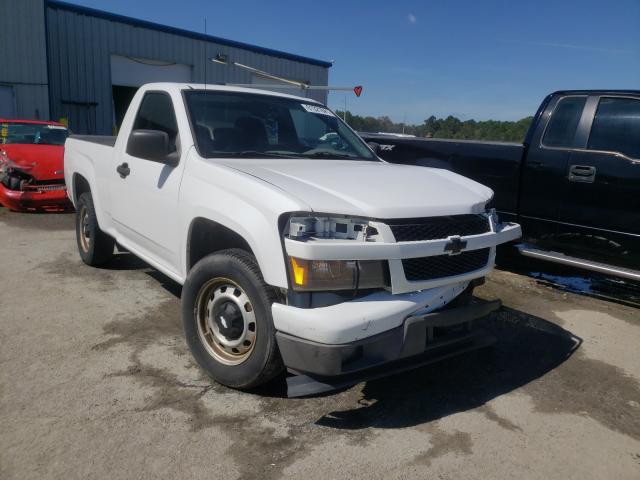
[407,13,417,25]
[517,40,635,55]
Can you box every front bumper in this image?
[0,182,72,212]
[272,281,470,344]
[278,299,500,397]
[275,213,519,396]
[285,220,522,294]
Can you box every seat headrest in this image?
[234,117,268,149]
[195,124,215,152]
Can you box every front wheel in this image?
[182,249,283,389]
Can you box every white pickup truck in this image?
[64,83,521,396]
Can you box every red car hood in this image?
[1,144,64,181]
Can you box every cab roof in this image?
[143,83,324,104]
[552,89,640,96]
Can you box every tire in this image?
[75,192,115,266]
[182,249,284,389]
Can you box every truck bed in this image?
[360,134,525,218]
[68,135,117,147]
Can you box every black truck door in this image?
[519,95,588,245]
[557,95,640,269]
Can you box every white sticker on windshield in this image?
[301,104,334,116]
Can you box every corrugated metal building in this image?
[0,0,331,134]
[0,0,51,120]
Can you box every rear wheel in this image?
[182,249,283,389]
[75,192,115,266]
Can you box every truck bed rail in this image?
[68,135,116,147]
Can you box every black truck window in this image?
[132,92,179,151]
[542,96,586,148]
[588,97,640,159]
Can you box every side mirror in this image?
[367,141,380,155]
[126,129,178,166]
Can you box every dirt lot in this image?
[1,208,639,480]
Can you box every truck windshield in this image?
[1,122,68,146]
[184,90,376,161]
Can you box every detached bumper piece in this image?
[278,299,500,397]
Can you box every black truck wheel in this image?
[182,249,284,389]
[75,192,115,266]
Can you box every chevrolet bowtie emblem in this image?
[444,236,467,255]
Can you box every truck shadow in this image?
[313,307,581,430]
[102,252,184,297]
[101,252,149,271]
[105,251,584,431]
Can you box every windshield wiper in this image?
[209,150,297,158]
[302,151,357,159]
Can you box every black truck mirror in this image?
[127,129,178,166]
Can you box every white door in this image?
[0,86,16,118]
[110,91,185,272]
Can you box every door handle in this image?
[568,164,596,183]
[527,160,544,169]
[116,162,130,179]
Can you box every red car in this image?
[0,119,72,212]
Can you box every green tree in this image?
[336,110,533,142]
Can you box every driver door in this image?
[110,91,186,272]
[557,95,640,268]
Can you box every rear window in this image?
[0,122,68,146]
[588,97,640,159]
[542,96,586,148]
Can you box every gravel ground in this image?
[1,208,639,480]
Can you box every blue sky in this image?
[69,0,640,124]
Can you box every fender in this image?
[179,156,309,288]
[183,207,284,286]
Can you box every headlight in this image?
[287,257,387,291]
[489,208,500,226]
[471,191,494,213]
[284,214,386,291]
[287,215,378,241]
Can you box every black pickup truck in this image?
[361,90,640,281]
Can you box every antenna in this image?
[343,95,347,122]
[203,18,207,90]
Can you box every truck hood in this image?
[1,144,64,181]
[217,159,493,218]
